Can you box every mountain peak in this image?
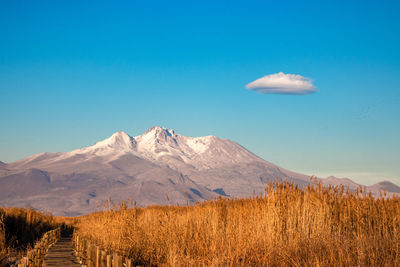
[91,131,136,151]
[368,180,400,194]
[108,131,133,142]
[135,126,179,150]
[137,126,178,142]
[112,131,129,136]
[146,126,175,135]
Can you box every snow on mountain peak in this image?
[130,127,263,170]
[143,126,176,138]
[87,131,136,152]
[135,126,178,146]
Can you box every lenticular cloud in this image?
[246,72,316,95]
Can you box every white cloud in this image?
[246,72,316,95]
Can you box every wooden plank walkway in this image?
[43,236,81,267]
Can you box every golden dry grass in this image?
[0,207,57,264]
[74,181,400,266]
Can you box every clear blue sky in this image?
[1,0,399,185]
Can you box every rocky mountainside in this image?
[0,126,398,216]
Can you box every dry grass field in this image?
[0,207,56,265]
[74,181,400,266]
[1,181,399,266]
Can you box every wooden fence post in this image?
[71,233,134,267]
[96,246,100,267]
[113,253,122,267]
[81,239,86,265]
[86,241,93,267]
[77,235,81,261]
[80,237,84,263]
[100,250,107,267]
[90,242,96,267]
[106,254,112,267]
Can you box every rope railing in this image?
[18,227,61,267]
[72,231,139,267]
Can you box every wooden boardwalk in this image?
[43,236,81,267]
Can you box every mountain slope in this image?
[4,151,216,215]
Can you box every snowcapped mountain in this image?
[1,126,398,216]
[11,127,261,169]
